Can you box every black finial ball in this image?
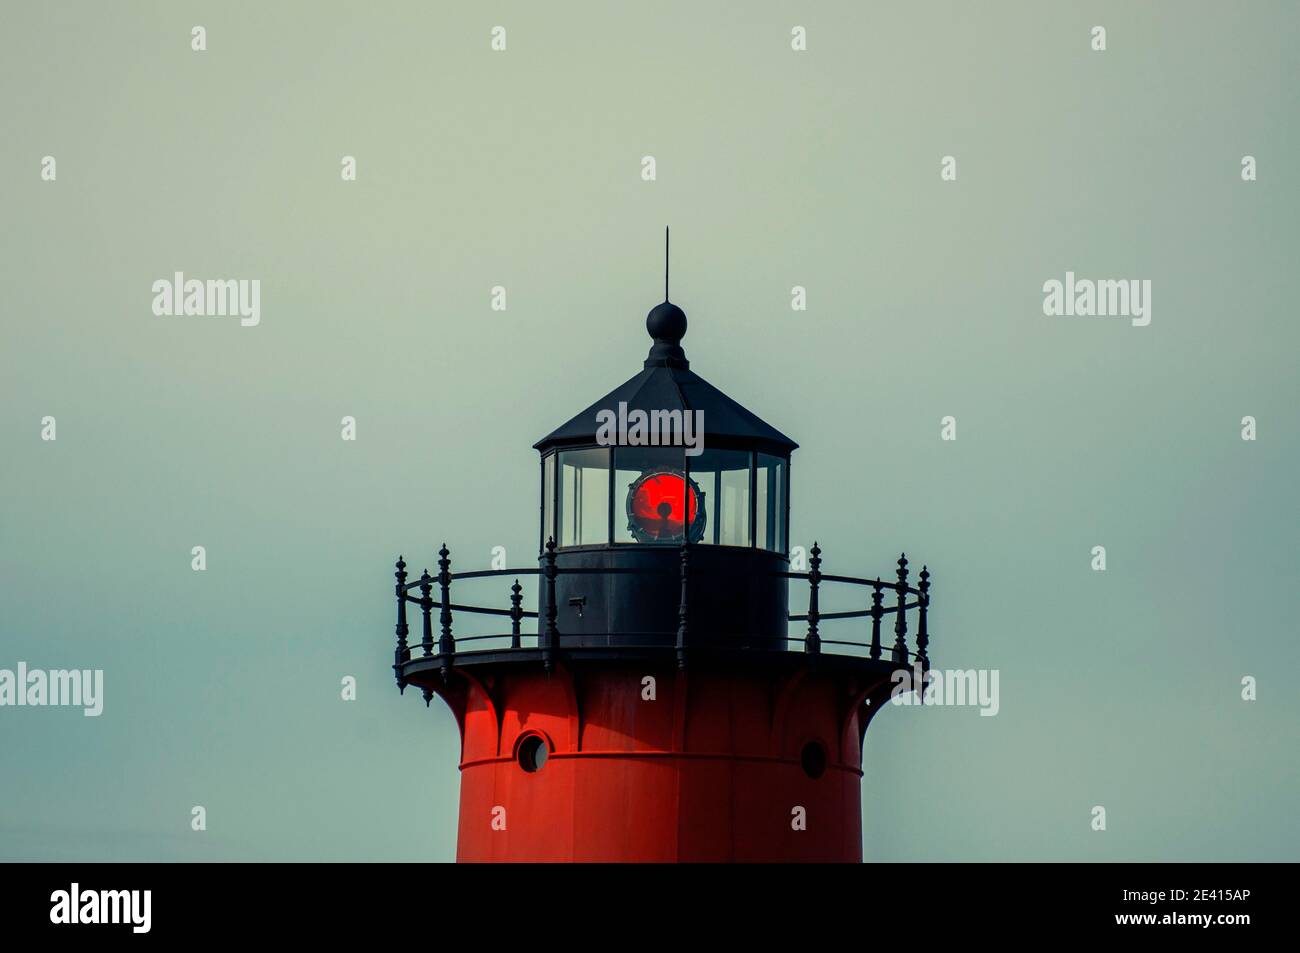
[647,301,687,343]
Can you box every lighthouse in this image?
[390,276,934,862]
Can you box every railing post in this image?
[419,568,434,657]
[676,544,690,670]
[869,578,884,660]
[394,556,409,692]
[892,553,909,663]
[805,541,822,654]
[916,565,930,666]
[543,537,558,673]
[419,566,435,706]
[438,543,454,681]
[510,578,523,649]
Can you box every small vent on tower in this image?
[518,734,549,773]
[800,741,827,780]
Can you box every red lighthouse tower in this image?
[391,287,933,862]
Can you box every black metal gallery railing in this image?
[391,539,932,688]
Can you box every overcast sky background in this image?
[2,1,1296,860]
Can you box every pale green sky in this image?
[1,1,1296,861]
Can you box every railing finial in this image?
[510,578,524,649]
[542,537,558,673]
[806,542,822,654]
[394,556,410,692]
[892,553,909,663]
[917,564,930,666]
[438,544,454,681]
[419,568,434,657]
[869,578,884,660]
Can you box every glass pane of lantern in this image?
[541,453,556,548]
[614,447,699,544]
[557,448,610,547]
[756,453,787,553]
[778,459,788,553]
[690,448,751,547]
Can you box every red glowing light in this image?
[628,471,700,541]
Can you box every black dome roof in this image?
[534,300,798,456]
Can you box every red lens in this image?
[629,473,698,540]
